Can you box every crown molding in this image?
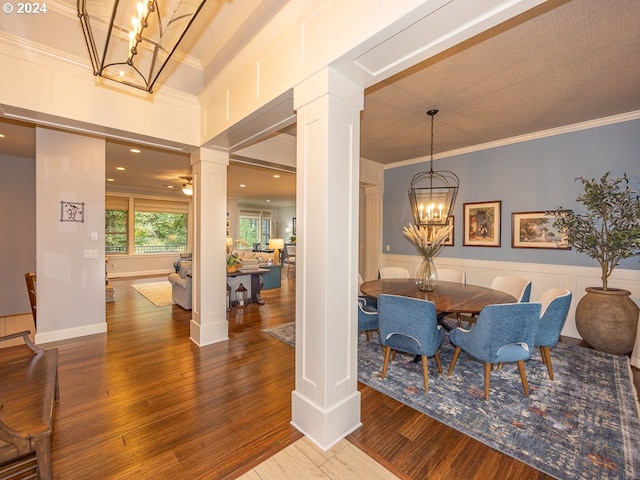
[386,110,640,170]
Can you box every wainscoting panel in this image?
[381,254,640,340]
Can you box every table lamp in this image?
[268,238,284,265]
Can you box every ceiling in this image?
[1,0,639,206]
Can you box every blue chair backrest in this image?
[471,302,542,360]
[535,289,572,346]
[377,294,442,356]
[357,296,379,332]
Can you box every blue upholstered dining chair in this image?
[377,294,444,393]
[357,296,379,341]
[535,288,572,380]
[447,302,542,401]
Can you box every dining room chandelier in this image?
[77,0,207,93]
[408,109,459,227]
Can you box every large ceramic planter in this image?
[575,287,639,355]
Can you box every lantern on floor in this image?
[235,283,247,307]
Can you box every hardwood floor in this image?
[44,271,639,479]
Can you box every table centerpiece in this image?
[403,223,453,291]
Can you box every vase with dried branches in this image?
[403,223,453,291]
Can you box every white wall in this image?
[35,128,107,343]
[0,155,36,315]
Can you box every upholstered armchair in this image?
[535,288,572,380]
[168,261,192,310]
[378,266,411,279]
[463,275,532,328]
[447,302,541,400]
[377,294,444,393]
[489,275,532,302]
[357,296,379,341]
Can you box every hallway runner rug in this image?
[263,322,640,480]
[131,281,173,307]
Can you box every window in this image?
[106,196,190,255]
[134,198,189,253]
[239,210,271,249]
[106,196,129,254]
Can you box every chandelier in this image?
[408,109,459,227]
[77,0,207,93]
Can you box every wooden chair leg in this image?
[381,346,392,379]
[434,351,443,374]
[447,347,461,376]
[421,356,429,393]
[484,362,491,401]
[365,330,370,341]
[517,360,530,396]
[541,346,554,380]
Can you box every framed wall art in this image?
[442,215,454,246]
[512,211,570,249]
[463,201,501,247]
[60,201,85,222]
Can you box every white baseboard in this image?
[35,322,107,345]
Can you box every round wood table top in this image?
[360,279,517,314]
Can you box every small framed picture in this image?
[442,216,454,246]
[512,211,571,249]
[463,201,501,247]
[60,201,85,222]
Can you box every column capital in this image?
[294,67,364,112]
[191,147,229,167]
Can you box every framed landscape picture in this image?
[512,211,570,249]
[463,201,501,247]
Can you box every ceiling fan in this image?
[179,176,193,196]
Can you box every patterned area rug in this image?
[263,322,640,480]
[131,281,173,307]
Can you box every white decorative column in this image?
[190,148,229,346]
[291,68,364,449]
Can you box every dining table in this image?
[360,278,517,315]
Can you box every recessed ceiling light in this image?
[267,199,271,202]
[0,133,5,138]
[107,178,115,182]
[240,184,246,188]
[273,174,280,178]
[130,148,141,153]
[116,166,125,171]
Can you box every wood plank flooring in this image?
[43,271,639,479]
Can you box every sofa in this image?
[234,249,275,267]
[168,260,192,310]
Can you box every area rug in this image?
[263,322,640,480]
[131,281,173,307]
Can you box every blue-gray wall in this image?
[383,118,640,271]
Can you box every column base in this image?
[190,318,229,346]
[291,389,362,451]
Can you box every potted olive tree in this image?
[549,172,640,354]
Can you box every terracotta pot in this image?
[575,287,639,355]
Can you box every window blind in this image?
[134,198,189,214]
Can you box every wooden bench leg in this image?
[34,434,53,480]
